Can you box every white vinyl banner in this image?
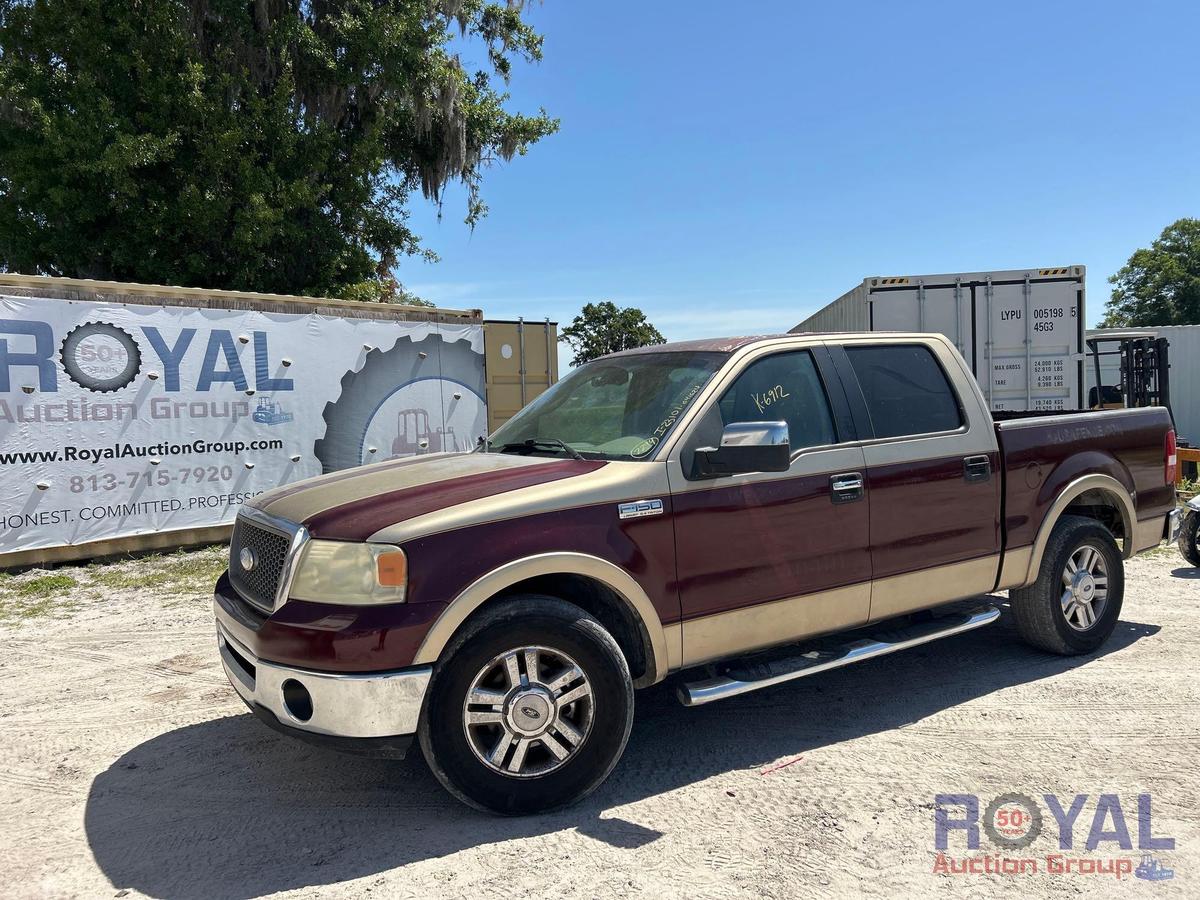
[0,295,486,555]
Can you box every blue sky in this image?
[404,1,1200,362]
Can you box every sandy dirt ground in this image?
[1,548,1197,899]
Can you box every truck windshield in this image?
[488,351,728,461]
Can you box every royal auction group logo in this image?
[981,792,1043,849]
[60,322,143,392]
[933,792,1175,881]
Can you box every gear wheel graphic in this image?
[982,792,1044,850]
[313,332,487,474]
[60,322,142,392]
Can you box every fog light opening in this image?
[281,679,314,722]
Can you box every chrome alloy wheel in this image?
[462,645,594,778]
[1061,543,1109,631]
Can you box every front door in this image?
[668,346,872,666]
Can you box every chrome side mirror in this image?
[694,421,790,477]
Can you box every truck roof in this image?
[601,331,944,360]
[601,335,794,357]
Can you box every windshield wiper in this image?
[499,438,584,461]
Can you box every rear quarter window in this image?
[845,344,963,439]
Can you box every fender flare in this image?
[412,552,673,685]
[1022,473,1136,585]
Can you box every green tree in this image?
[0,0,556,302]
[340,254,434,306]
[1100,218,1200,326]
[561,301,665,366]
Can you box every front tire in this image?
[418,595,634,815]
[1010,515,1124,655]
[1178,509,1200,567]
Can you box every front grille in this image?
[229,516,292,611]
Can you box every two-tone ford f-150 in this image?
[214,333,1181,814]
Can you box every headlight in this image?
[289,540,408,605]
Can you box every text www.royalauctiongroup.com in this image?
[0,438,284,466]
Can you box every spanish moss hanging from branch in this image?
[0,0,558,299]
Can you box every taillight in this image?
[1165,429,1177,485]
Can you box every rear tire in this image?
[1010,515,1124,655]
[1178,509,1200,567]
[418,595,634,815]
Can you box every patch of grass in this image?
[1142,542,1183,560]
[87,565,166,590]
[86,547,227,593]
[0,573,80,621]
[162,547,228,583]
[13,573,77,597]
[2,594,81,621]
[1,545,228,625]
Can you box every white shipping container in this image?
[793,266,1086,412]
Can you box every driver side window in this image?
[684,351,837,476]
[720,351,836,449]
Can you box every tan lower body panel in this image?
[681,582,871,668]
[664,622,684,672]
[1131,513,1169,555]
[995,545,1034,591]
[868,555,1000,621]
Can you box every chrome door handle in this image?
[830,472,864,504]
[963,454,992,484]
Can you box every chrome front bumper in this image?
[216,621,431,740]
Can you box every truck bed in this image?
[995,406,1175,555]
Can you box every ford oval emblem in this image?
[520,706,542,720]
[239,547,257,572]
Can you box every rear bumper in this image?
[215,619,431,747]
[1131,509,1180,554]
[1165,507,1182,544]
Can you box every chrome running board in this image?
[677,604,1001,707]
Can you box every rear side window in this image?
[845,345,962,438]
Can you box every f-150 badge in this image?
[618,499,664,520]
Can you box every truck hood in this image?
[248,452,611,542]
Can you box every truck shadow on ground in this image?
[84,604,1159,900]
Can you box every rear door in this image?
[830,338,1001,621]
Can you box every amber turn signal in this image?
[376,549,408,587]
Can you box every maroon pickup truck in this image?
[214,333,1180,814]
